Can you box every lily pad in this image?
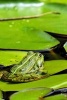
[0,27,59,50]
[0,2,67,38]
[44,60,67,75]
[10,90,67,100]
[0,50,27,66]
[0,2,67,47]
[0,2,60,51]
[46,0,67,4]
[10,87,52,100]
[0,2,45,19]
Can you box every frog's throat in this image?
[9,53,36,77]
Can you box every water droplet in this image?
[9,24,12,28]
[16,41,20,44]
[26,20,30,23]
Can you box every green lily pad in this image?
[28,3,67,35]
[0,2,60,50]
[46,0,67,4]
[0,2,67,47]
[0,2,45,19]
[0,2,67,38]
[0,26,59,50]
[0,74,67,91]
[44,60,67,75]
[10,87,52,100]
[10,90,67,100]
[0,50,27,66]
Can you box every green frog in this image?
[0,51,47,83]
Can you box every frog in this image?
[0,51,47,83]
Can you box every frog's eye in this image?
[28,51,34,55]
[38,53,42,57]
[37,62,42,68]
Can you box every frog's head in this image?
[35,52,45,75]
[36,53,44,68]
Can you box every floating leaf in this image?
[0,50,27,66]
[10,87,52,100]
[46,0,67,4]
[44,60,67,75]
[0,2,67,38]
[10,91,67,100]
[0,26,59,50]
[0,2,45,19]
[0,2,59,50]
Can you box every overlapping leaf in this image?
[0,26,59,50]
[0,2,67,38]
[10,89,67,100]
[44,60,67,75]
[10,87,52,100]
[0,50,27,66]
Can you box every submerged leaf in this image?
[10,87,52,100]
